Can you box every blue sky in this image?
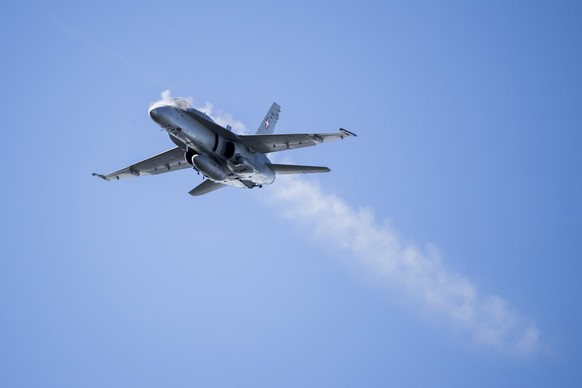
[1,1,581,386]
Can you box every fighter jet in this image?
[93,99,356,196]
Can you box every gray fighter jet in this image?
[93,99,356,196]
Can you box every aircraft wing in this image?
[238,128,356,154]
[92,146,190,181]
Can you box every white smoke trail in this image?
[149,90,194,111]
[266,175,540,357]
[149,91,247,134]
[195,102,248,134]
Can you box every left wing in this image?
[92,146,190,181]
[239,128,356,154]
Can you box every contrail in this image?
[150,91,248,134]
[264,175,540,357]
[195,101,248,134]
[149,90,194,111]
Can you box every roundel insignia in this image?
[265,117,270,129]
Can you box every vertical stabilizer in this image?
[256,102,281,134]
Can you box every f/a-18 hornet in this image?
[93,98,356,196]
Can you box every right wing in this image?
[92,146,190,181]
[239,128,356,154]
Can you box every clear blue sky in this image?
[1,1,581,386]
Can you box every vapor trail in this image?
[149,91,248,134]
[266,175,540,357]
[196,102,248,134]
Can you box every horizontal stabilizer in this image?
[266,163,330,175]
[189,179,226,196]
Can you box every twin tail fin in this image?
[256,102,281,135]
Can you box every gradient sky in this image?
[1,1,581,387]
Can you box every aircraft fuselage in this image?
[148,105,275,188]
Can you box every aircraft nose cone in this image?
[149,106,161,120]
